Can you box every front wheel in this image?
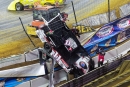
[15,2,24,11]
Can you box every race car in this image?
[8,0,66,11]
[36,13,95,77]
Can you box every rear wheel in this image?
[44,3,52,6]
[15,2,24,11]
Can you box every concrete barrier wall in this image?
[16,81,31,87]
[73,3,130,27]
[0,49,39,69]
[116,40,130,57]
[120,3,130,17]
[25,49,39,61]
[30,69,67,87]
[31,76,49,87]
[16,69,67,87]
[73,10,117,27]
[0,54,25,68]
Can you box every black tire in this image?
[89,59,95,71]
[44,42,52,53]
[44,3,52,6]
[15,2,24,11]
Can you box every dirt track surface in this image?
[0,0,42,58]
[0,0,129,58]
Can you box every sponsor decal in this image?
[36,30,47,43]
[64,38,77,50]
[117,18,130,29]
[96,25,114,38]
[73,25,93,33]
[50,49,61,61]
[50,49,70,72]
[75,57,90,74]
[117,31,127,43]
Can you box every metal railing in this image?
[59,53,130,87]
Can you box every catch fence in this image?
[59,53,130,87]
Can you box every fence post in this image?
[108,0,111,22]
[19,17,36,47]
[71,1,78,26]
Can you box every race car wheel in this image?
[44,3,52,6]
[15,2,24,11]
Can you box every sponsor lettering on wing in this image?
[117,18,130,29]
[96,25,114,38]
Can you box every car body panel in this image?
[31,20,44,27]
[7,1,17,10]
[26,26,37,36]
[26,20,44,36]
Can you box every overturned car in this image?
[36,13,95,78]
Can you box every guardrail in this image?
[59,53,130,87]
[0,49,39,69]
[1,37,130,71]
[16,69,68,87]
[0,54,25,68]
[0,38,129,85]
[15,53,130,87]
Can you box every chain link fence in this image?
[66,0,130,29]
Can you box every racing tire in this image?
[15,2,24,11]
[44,42,52,53]
[44,3,52,6]
[89,58,95,71]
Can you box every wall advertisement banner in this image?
[83,14,130,57]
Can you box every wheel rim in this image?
[16,4,21,10]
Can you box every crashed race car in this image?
[36,13,95,78]
[8,0,66,11]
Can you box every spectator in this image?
[61,12,69,22]
[96,48,105,67]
